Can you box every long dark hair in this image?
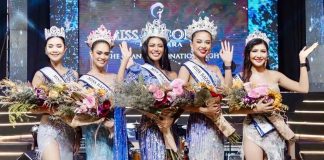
[242,38,270,82]
[91,40,110,51]
[141,36,171,71]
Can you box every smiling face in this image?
[147,37,164,62]
[45,37,66,63]
[90,41,110,69]
[249,43,268,68]
[190,31,212,59]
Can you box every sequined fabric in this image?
[126,63,167,160]
[37,68,77,160]
[243,115,285,160]
[186,63,224,160]
[187,113,224,160]
[139,116,166,160]
[37,121,74,160]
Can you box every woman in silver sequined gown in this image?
[231,31,318,160]
[32,26,79,160]
[178,17,234,160]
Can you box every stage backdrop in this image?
[306,0,324,92]
[79,0,249,74]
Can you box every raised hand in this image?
[119,41,134,67]
[220,40,234,65]
[299,42,319,62]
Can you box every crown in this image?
[245,30,270,45]
[86,25,114,48]
[44,26,65,40]
[141,19,169,43]
[186,17,217,40]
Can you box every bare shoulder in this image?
[32,71,45,87]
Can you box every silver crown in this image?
[141,19,169,43]
[186,17,217,40]
[86,25,114,48]
[44,26,65,40]
[245,30,270,45]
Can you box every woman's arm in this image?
[117,41,134,82]
[278,42,319,93]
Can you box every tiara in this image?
[245,30,270,45]
[186,16,217,40]
[141,19,169,43]
[44,26,65,40]
[86,25,114,48]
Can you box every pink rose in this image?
[167,91,177,102]
[253,86,268,97]
[172,87,184,96]
[83,96,96,109]
[170,79,184,88]
[148,85,159,93]
[247,89,260,98]
[153,89,165,101]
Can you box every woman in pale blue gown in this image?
[77,25,117,160]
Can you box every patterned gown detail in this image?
[242,84,285,160]
[37,69,77,160]
[125,63,167,160]
[186,65,224,160]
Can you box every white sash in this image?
[79,75,113,94]
[40,67,65,84]
[141,63,170,85]
[183,61,218,88]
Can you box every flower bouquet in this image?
[115,78,186,122]
[186,82,240,144]
[0,79,80,124]
[226,77,294,140]
[70,88,114,127]
[226,78,288,112]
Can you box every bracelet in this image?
[300,63,307,68]
[224,65,232,70]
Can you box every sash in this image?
[251,115,275,137]
[183,61,218,88]
[40,67,66,84]
[141,63,170,85]
[79,75,113,94]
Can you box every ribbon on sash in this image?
[183,61,238,140]
[141,63,170,85]
[40,67,66,84]
[79,74,113,95]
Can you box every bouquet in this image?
[115,78,186,121]
[186,82,240,144]
[226,78,294,140]
[0,79,83,124]
[226,78,288,112]
[71,88,114,127]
